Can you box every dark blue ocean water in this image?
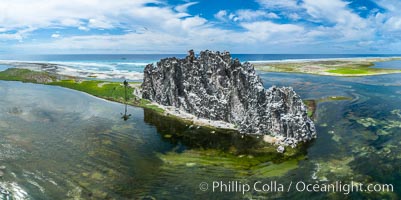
[1,53,400,62]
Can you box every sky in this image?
[0,0,401,54]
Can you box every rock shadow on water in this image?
[143,108,309,177]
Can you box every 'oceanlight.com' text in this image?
[199,180,394,195]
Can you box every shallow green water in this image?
[1,67,401,199]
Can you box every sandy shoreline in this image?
[148,103,298,147]
[149,102,238,130]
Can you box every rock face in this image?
[142,50,316,145]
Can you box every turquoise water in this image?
[1,60,401,199]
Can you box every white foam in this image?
[55,65,144,80]
[0,61,144,81]
[0,181,30,200]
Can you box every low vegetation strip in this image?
[253,58,401,76]
[0,68,163,113]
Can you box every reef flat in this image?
[253,57,401,76]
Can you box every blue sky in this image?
[0,0,401,54]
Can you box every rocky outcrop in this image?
[142,50,316,146]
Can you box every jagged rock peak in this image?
[142,50,316,146]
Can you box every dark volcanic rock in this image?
[142,50,316,145]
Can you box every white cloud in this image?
[240,21,305,42]
[0,28,9,33]
[2,0,247,53]
[174,2,198,13]
[374,0,401,12]
[51,34,61,38]
[358,41,374,46]
[181,16,207,30]
[0,27,37,42]
[266,12,280,19]
[215,9,279,22]
[2,0,401,53]
[302,0,350,23]
[228,13,237,21]
[372,0,401,33]
[301,0,373,41]
[236,10,280,21]
[256,0,299,9]
[0,0,169,35]
[88,18,113,29]
[59,19,82,27]
[10,29,247,53]
[0,33,22,41]
[214,10,228,21]
[78,26,90,31]
[358,6,368,11]
[288,13,301,20]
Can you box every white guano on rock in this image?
[141,50,317,147]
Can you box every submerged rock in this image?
[142,50,316,146]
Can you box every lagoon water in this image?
[0,65,9,72]
[0,56,401,199]
[373,60,401,69]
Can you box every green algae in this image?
[254,58,401,76]
[90,172,104,181]
[318,96,353,102]
[327,68,375,75]
[143,108,310,157]
[357,118,379,127]
[304,96,352,119]
[158,148,304,178]
[163,134,173,138]
[303,100,316,118]
[331,134,342,143]
[144,107,309,177]
[138,99,165,113]
[0,68,56,83]
[391,109,401,118]
[48,79,134,101]
[356,110,401,133]
[249,158,301,177]
[314,157,355,181]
